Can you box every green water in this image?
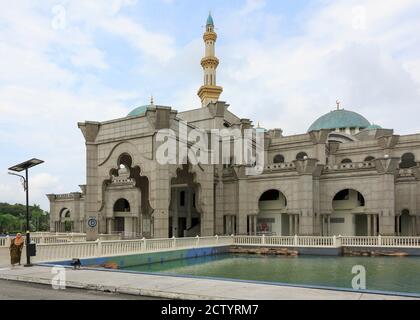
[125,254,420,294]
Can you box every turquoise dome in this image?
[365,124,382,130]
[206,13,214,26]
[308,109,370,132]
[127,105,154,117]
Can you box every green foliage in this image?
[0,202,49,234]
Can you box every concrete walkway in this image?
[0,265,417,300]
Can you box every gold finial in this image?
[336,100,341,110]
[150,95,154,106]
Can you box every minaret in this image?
[197,12,223,107]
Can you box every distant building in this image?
[47,14,420,239]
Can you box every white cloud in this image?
[1,0,420,211]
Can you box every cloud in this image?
[1,0,420,211]
[240,0,267,15]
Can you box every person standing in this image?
[10,233,24,266]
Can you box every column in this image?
[187,189,192,230]
[289,215,293,236]
[327,215,331,236]
[373,215,378,236]
[367,215,371,236]
[396,215,400,236]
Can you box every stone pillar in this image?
[237,179,248,235]
[289,215,293,236]
[327,215,331,236]
[376,157,399,235]
[214,176,224,235]
[367,215,372,236]
[186,189,192,230]
[373,215,378,236]
[196,165,215,236]
[293,158,321,235]
[78,122,100,241]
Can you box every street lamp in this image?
[8,158,44,267]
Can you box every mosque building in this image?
[47,14,420,240]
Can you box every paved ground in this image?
[0,265,417,300]
[0,278,160,300]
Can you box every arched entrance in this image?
[113,198,131,234]
[329,189,371,236]
[169,165,201,238]
[104,152,152,238]
[396,209,417,236]
[59,208,72,232]
[251,189,288,235]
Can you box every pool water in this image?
[125,254,420,294]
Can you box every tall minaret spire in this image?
[197,12,223,107]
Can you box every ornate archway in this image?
[252,189,289,236]
[169,164,201,238]
[325,188,372,236]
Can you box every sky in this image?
[1,0,420,210]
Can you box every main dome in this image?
[127,104,154,117]
[308,109,371,132]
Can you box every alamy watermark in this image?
[351,265,366,290]
[155,121,266,176]
[51,266,66,290]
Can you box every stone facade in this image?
[47,15,420,239]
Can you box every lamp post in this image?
[8,158,44,267]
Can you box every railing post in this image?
[96,239,102,257]
[293,234,298,246]
[262,234,266,245]
[71,233,74,243]
[215,235,219,245]
[333,235,337,247]
[5,235,11,247]
[196,235,200,247]
[231,234,235,245]
[336,235,342,247]
[378,234,382,246]
[172,236,176,248]
[142,237,146,252]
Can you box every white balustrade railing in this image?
[32,235,234,263]
[341,236,420,247]
[0,237,9,247]
[234,235,337,247]
[0,233,121,247]
[6,235,420,263]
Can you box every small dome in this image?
[127,105,154,117]
[308,109,370,132]
[365,124,382,130]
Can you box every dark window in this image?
[296,152,308,160]
[357,192,365,206]
[260,190,280,201]
[400,153,416,169]
[114,199,130,212]
[180,191,185,206]
[273,154,285,164]
[341,158,352,164]
[364,156,375,162]
[334,190,349,201]
[192,193,196,208]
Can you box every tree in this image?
[0,202,50,233]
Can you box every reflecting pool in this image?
[125,254,420,294]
